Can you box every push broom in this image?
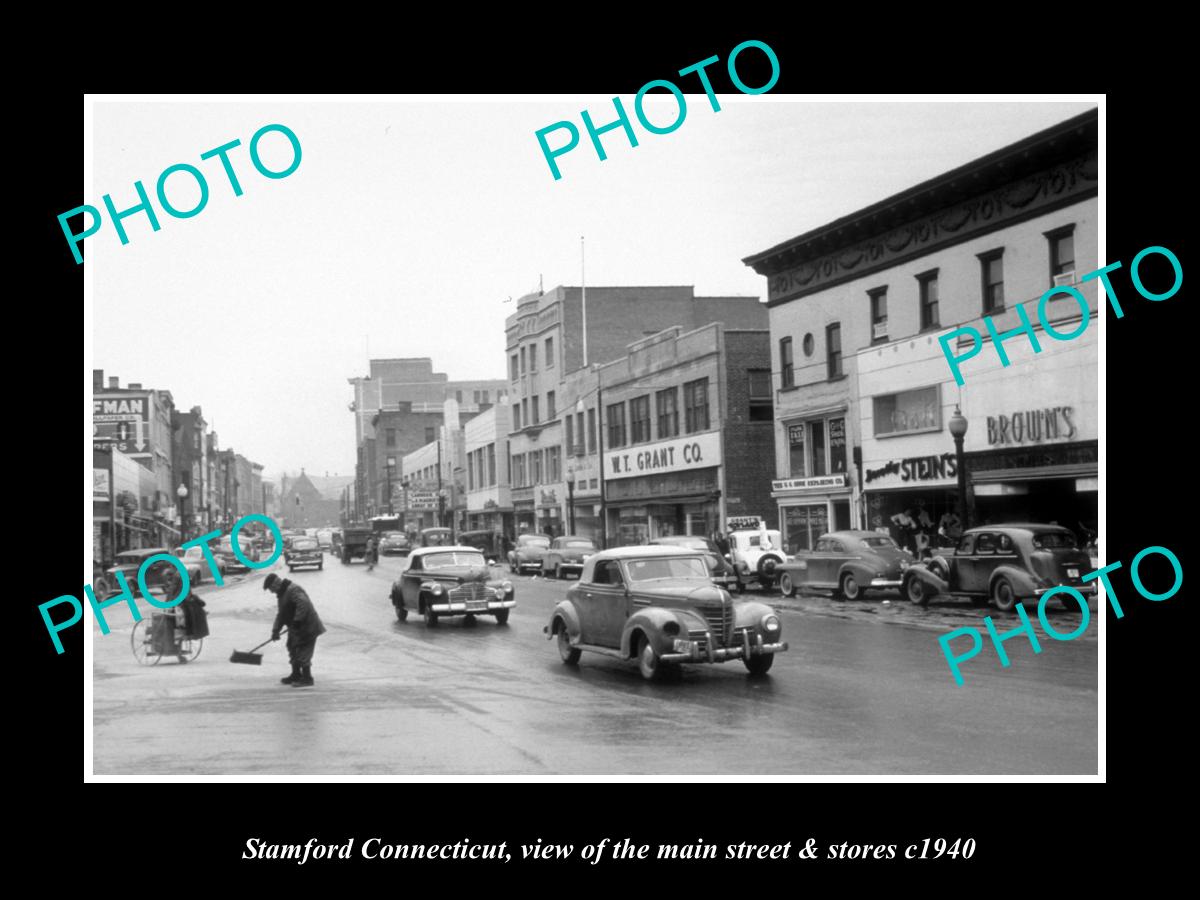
[230,628,286,665]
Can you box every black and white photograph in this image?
[80,94,1108,780]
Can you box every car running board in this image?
[570,641,627,660]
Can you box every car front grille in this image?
[449,582,490,606]
[703,603,733,646]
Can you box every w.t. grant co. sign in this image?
[604,431,722,481]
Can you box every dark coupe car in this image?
[103,548,200,595]
[508,533,551,574]
[284,536,324,572]
[544,546,788,680]
[390,546,515,626]
[379,531,411,556]
[541,536,597,579]
[648,536,739,591]
[775,530,914,600]
[903,524,1096,612]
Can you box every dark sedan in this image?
[903,524,1096,612]
[379,531,411,556]
[775,530,914,600]
[541,536,597,579]
[284,536,324,572]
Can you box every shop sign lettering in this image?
[987,407,1077,446]
[865,453,957,485]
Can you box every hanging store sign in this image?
[604,430,722,481]
[986,406,1077,446]
[865,452,958,485]
[772,474,846,491]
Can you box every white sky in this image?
[90,97,1094,481]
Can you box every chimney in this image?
[108,376,119,389]
[93,369,104,392]
[129,383,142,390]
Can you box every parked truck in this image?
[340,526,373,564]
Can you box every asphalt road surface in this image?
[92,552,1098,776]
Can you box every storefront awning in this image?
[971,462,1097,484]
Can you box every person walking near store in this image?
[264,572,326,687]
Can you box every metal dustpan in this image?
[230,632,281,666]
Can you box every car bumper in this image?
[288,556,323,566]
[869,578,903,588]
[663,633,788,664]
[428,598,516,615]
[1034,583,1097,597]
[517,562,542,572]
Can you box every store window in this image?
[787,424,805,477]
[873,385,941,436]
[607,402,627,448]
[656,388,679,438]
[630,395,651,443]
[748,370,772,421]
[684,378,709,433]
[787,415,848,477]
[784,504,829,553]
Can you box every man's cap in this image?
[263,572,280,592]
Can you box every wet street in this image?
[92,552,1098,776]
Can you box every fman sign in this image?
[93,397,148,421]
[605,431,722,481]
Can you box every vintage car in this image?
[106,548,202,594]
[379,531,411,556]
[285,536,324,571]
[215,535,260,572]
[176,545,226,583]
[544,546,788,680]
[419,527,454,547]
[649,536,739,591]
[903,524,1097,612]
[726,528,789,591]
[775,530,914,600]
[508,533,551,574]
[316,529,334,551]
[458,529,505,563]
[541,536,597,579]
[390,545,515,626]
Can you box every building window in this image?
[684,378,709,433]
[547,391,556,419]
[587,408,597,452]
[787,423,806,478]
[1047,225,1076,284]
[425,426,436,444]
[918,270,939,330]
[869,287,888,342]
[873,385,941,436]
[607,402,627,448]
[780,337,794,388]
[513,405,521,431]
[656,388,679,438]
[980,249,1005,313]
[514,453,526,487]
[810,419,827,476]
[522,399,529,427]
[826,323,843,379]
[510,354,518,381]
[747,370,772,422]
[487,444,496,486]
[630,395,651,443]
[532,395,540,425]
[520,347,526,375]
[565,415,574,453]
[575,412,585,454]
[385,428,396,447]
[531,449,542,484]
[547,446,561,482]
[529,342,538,373]
[545,336,554,368]
[788,416,848,479]
[455,390,463,403]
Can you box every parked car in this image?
[316,529,334,551]
[389,546,515,626]
[903,524,1097,612]
[175,544,226,583]
[775,530,914,600]
[508,533,551,574]
[419,527,454,547]
[545,546,788,681]
[215,535,259,573]
[726,528,788,591]
[379,531,411,556]
[106,548,197,593]
[541,536,597,579]
[649,536,739,591]
[285,536,324,572]
[457,529,505,563]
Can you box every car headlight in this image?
[501,580,513,593]
[493,587,506,599]
[761,613,781,633]
[430,583,444,595]
[899,559,910,570]
[662,621,680,636]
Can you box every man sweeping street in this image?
[264,572,326,687]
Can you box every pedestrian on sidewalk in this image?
[264,572,326,687]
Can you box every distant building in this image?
[279,470,354,529]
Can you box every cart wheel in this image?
[179,637,203,662]
[131,619,162,666]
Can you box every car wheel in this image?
[778,573,796,597]
[735,577,745,595]
[554,564,562,580]
[744,653,774,676]
[395,604,408,623]
[495,609,510,626]
[423,603,439,627]
[906,576,931,606]
[992,577,1019,612]
[288,566,295,573]
[463,613,477,626]
[509,560,518,575]
[318,562,324,571]
[637,635,665,682]
[840,573,861,601]
[557,624,580,664]
[545,563,555,579]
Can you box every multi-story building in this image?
[348,358,506,519]
[92,370,176,543]
[463,403,511,534]
[744,109,1098,552]
[170,405,208,538]
[504,285,766,540]
[400,402,465,533]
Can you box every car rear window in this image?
[861,536,898,549]
[293,539,318,550]
[1032,531,1078,549]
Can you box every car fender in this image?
[731,599,775,629]
[546,600,580,641]
[905,562,950,594]
[620,607,699,659]
[839,560,876,586]
[990,565,1038,598]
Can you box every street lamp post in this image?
[566,466,576,534]
[949,404,969,531]
[386,456,395,515]
[438,488,448,530]
[176,482,188,542]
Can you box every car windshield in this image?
[861,536,898,549]
[625,556,710,582]
[563,540,594,549]
[293,539,318,550]
[1032,531,1078,549]
[422,551,486,569]
[520,537,550,548]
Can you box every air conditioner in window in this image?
[872,321,888,340]
[1052,271,1076,287]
